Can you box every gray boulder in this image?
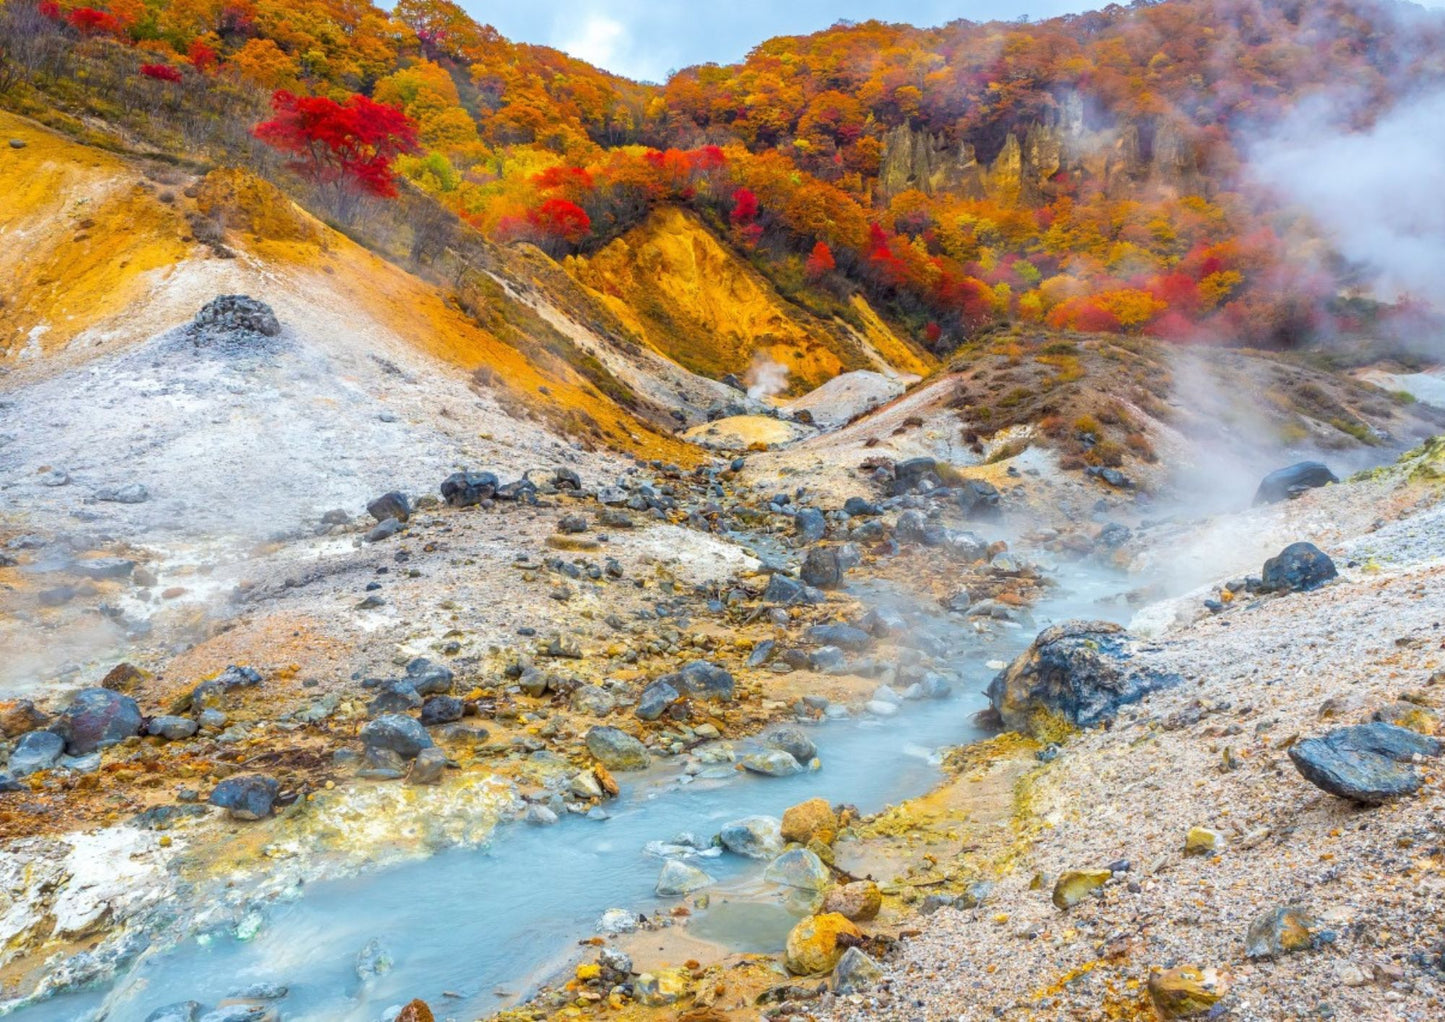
[585,726,650,770]
[56,688,142,755]
[441,470,498,507]
[208,774,279,820]
[1254,462,1338,505]
[718,815,784,858]
[655,860,714,897]
[1288,722,1441,804]
[1261,542,1337,593]
[360,715,433,759]
[9,730,64,776]
[657,660,734,702]
[366,491,411,523]
[986,621,1179,735]
[635,679,680,721]
[147,716,199,740]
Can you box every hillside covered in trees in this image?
[2,0,1442,353]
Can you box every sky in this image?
[464,1,1096,83]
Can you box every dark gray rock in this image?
[419,695,465,726]
[56,688,142,755]
[71,558,135,580]
[891,457,939,495]
[360,714,433,759]
[405,657,453,695]
[986,621,1179,735]
[9,730,64,776]
[894,510,927,545]
[794,508,827,544]
[1288,722,1441,804]
[365,517,403,543]
[558,513,589,534]
[806,623,872,650]
[1261,542,1337,593]
[146,716,199,740]
[843,497,881,517]
[208,774,279,820]
[366,491,410,524]
[192,295,281,337]
[1254,462,1338,505]
[762,574,810,605]
[635,679,680,721]
[367,680,422,716]
[809,646,847,673]
[441,470,498,507]
[800,544,858,589]
[553,468,582,490]
[658,660,734,702]
[957,479,1001,519]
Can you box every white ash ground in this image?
[823,467,1445,1021]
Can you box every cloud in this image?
[556,13,628,72]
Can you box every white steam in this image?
[1248,88,1445,309]
[745,355,789,402]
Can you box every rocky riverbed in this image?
[3,299,1444,1022]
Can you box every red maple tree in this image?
[252,90,419,221]
[527,197,591,254]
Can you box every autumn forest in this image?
[4,0,1442,351]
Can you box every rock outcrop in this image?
[986,621,1179,735]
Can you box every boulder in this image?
[570,684,616,716]
[763,726,818,765]
[823,880,881,921]
[832,946,884,994]
[147,716,199,741]
[585,726,650,771]
[56,688,142,755]
[764,847,831,890]
[890,457,939,495]
[395,1001,435,1022]
[360,715,433,759]
[407,747,447,785]
[800,544,858,589]
[794,508,827,544]
[1253,461,1338,505]
[405,658,454,695]
[658,660,734,702]
[419,695,465,726]
[1287,722,1440,804]
[9,730,64,776]
[957,479,1001,519]
[718,815,784,859]
[655,860,714,897]
[805,624,872,650]
[0,700,49,738]
[366,491,410,523]
[740,749,804,777]
[780,798,836,847]
[986,621,1178,735]
[145,1003,203,1022]
[395,1000,433,1022]
[191,295,280,337]
[367,680,422,716]
[1261,542,1337,592]
[208,774,279,820]
[635,679,680,721]
[441,470,498,508]
[894,509,927,544]
[785,913,861,974]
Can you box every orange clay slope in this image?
[0,112,696,463]
[566,206,936,393]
